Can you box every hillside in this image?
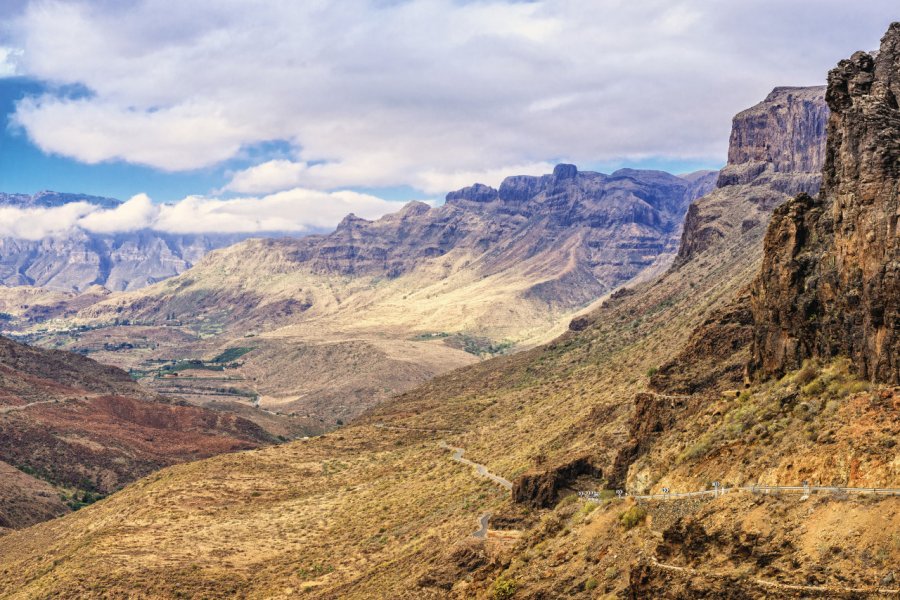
[16,165,715,425]
[1,22,895,599]
[0,334,277,530]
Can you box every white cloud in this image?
[224,159,558,196]
[14,98,250,171]
[152,189,408,234]
[78,193,159,232]
[7,0,900,194]
[0,202,95,240]
[413,162,557,195]
[0,189,410,239]
[0,47,22,77]
[223,160,309,195]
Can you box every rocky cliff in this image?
[239,164,714,312]
[674,86,828,267]
[0,192,253,292]
[750,23,900,384]
[651,86,828,394]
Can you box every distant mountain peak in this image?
[0,191,121,210]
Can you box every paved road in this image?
[439,441,513,491]
[473,512,492,539]
[439,441,513,539]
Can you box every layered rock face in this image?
[718,86,829,193]
[673,86,828,267]
[651,87,829,394]
[750,23,900,384]
[0,192,253,292]
[286,164,713,310]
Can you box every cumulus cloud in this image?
[0,202,95,239]
[77,193,159,232]
[6,0,900,194]
[224,159,557,195]
[0,189,410,240]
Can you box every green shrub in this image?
[584,577,599,590]
[801,378,826,397]
[492,576,518,599]
[646,367,658,378]
[795,361,819,385]
[678,437,711,462]
[620,505,647,530]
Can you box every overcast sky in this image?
[0,0,896,235]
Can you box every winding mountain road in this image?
[438,441,513,491]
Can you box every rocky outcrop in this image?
[610,393,691,487]
[0,192,254,292]
[719,86,829,187]
[674,87,828,267]
[512,456,600,508]
[650,292,755,394]
[750,24,900,384]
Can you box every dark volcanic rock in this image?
[512,456,599,508]
[750,24,900,384]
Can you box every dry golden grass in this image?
[2,180,897,597]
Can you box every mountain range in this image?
[0,192,256,292]
[0,22,898,600]
[8,164,716,427]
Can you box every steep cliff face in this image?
[285,165,711,308]
[674,86,828,267]
[0,192,254,292]
[719,86,829,190]
[750,24,900,384]
[651,87,828,394]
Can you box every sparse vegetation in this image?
[619,505,647,530]
[492,576,518,599]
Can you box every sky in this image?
[0,0,897,236]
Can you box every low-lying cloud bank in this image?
[0,189,413,240]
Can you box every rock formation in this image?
[279,165,713,310]
[750,23,900,384]
[674,86,828,267]
[651,86,828,394]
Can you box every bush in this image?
[620,505,647,530]
[492,576,518,599]
[801,378,826,397]
[795,361,819,385]
[584,577,599,590]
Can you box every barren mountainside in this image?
[0,334,273,530]
[23,165,716,425]
[1,23,896,599]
